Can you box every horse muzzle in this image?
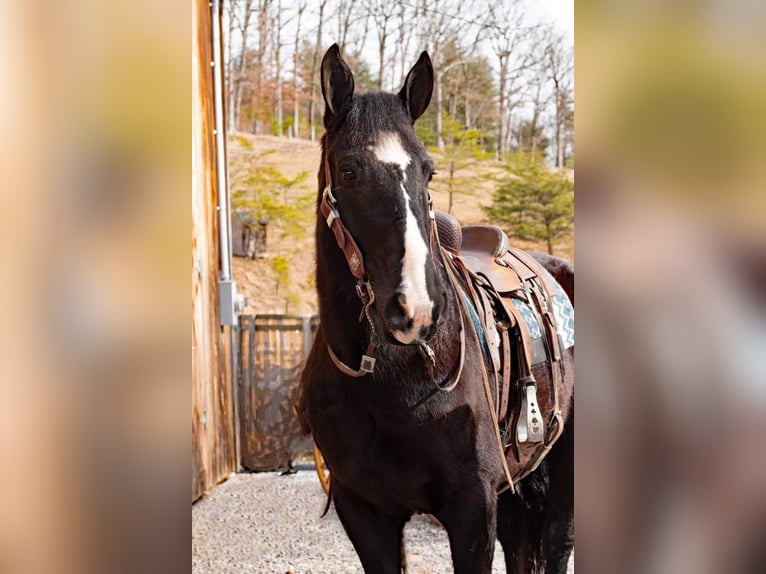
[383,290,444,345]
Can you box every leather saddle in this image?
[436,211,559,297]
[434,210,567,482]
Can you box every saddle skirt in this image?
[435,211,573,485]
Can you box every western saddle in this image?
[435,211,569,484]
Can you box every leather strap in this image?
[327,341,377,377]
[320,154,366,279]
[319,186,367,279]
[451,260,515,494]
[497,322,512,422]
[508,247,559,296]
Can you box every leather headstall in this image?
[320,151,445,382]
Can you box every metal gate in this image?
[237,314,319,471]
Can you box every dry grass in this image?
[228,133,573,315]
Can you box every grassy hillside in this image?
[228,133,573,315]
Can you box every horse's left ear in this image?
[399,51,434,123]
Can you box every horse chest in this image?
[314,400,439,494]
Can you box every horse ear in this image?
[321,44,355,126]
[398,51,434,123]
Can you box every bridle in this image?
[318,149,465,390]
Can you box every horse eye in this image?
[428,171,437,183]
[340,169,356,181]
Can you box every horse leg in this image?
[540,412,574,573]
[437,484,498,574]
[497,413,574,574]
[497,488,536,573]
[331,481,408,574]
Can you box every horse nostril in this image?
[397,292,410,316]
[385,294,413,332]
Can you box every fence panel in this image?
[238,314,318,471]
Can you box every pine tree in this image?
[485,153,573,255]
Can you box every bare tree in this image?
[333,0,358,51]
[308,0,329,142]
[393,1,417,89]
[360,0,394,91]
[485,0,540,159]
[230,0,254,132]
[291,0,307,138]
[524,59,550,157]
[273,0,284,136]
[545,29,573,168]
[226,0,238,131]
[250,0,273,134]
[416,0,484,148]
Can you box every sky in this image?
[529,0,574,41]
[536,0,574,40]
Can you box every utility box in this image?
[219,279,245,326]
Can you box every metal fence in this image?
[237,314,319,471]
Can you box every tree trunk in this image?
[545,220,553,254]
[435,71,443,149]
[226,0,237,132]
[448,159,455,213]
[275,0,283,136]
[308,0,328,142]
[556,92,565,168]
[338,0,355,48]
[464,93,471,128]
[377,33,386,91]
[497,52,508,159]
[252,0,270,134]
[234,0,254,133]
[372,4,390,92]
[292,1,305,138]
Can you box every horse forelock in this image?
[337,93,417,149]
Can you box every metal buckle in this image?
[360,355,376,374]
[417,342,437,381]
[326,209,339,229]
[355,279,371,302]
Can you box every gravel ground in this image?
[192,463,573,573]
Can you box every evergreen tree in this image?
[439,112,492,213]
[485,153,573,255]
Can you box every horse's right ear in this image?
[321,44,355,126]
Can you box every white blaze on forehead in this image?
[370,132,433,341]
[370,132,411,174]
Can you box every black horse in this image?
[299,44,574,574]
